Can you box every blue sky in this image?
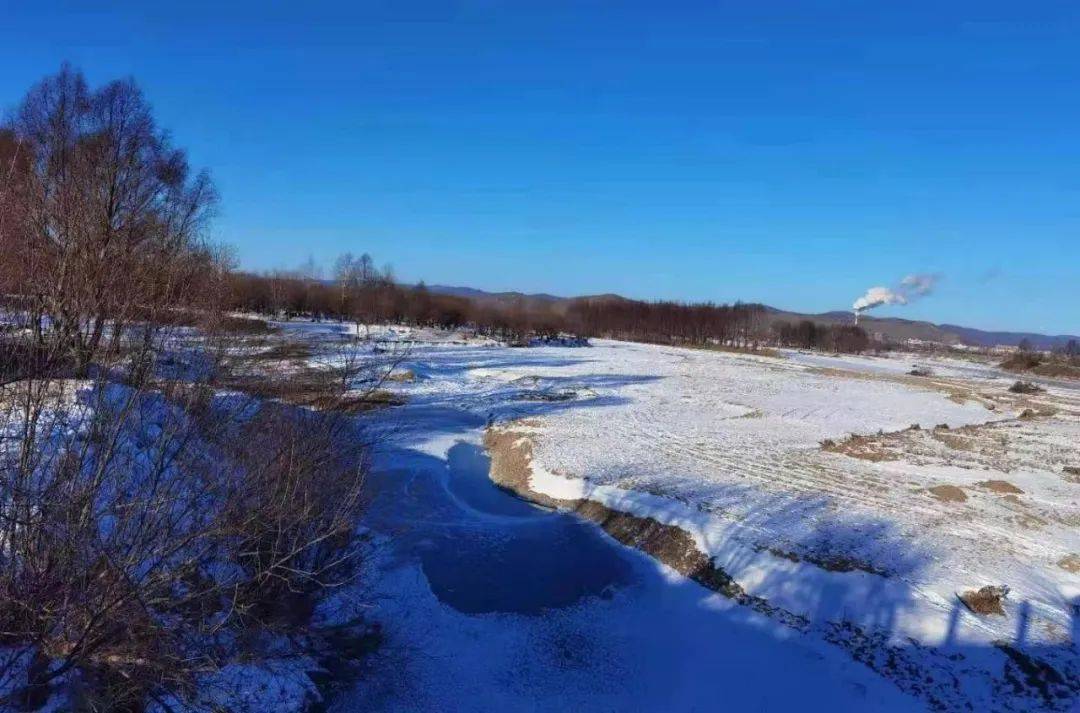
[3,2,1079,334]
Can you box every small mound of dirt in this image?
[1009,380,1045,395]
[959,585,1009,616]
[1057,554,1080,573]
[976,480,1024,495]
[928,484,967,503]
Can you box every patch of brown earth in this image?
[932,430,978,452]
[959,585,1008,616]
[1012,513,1047,530]
[248,340,314,363]
[927,485,968,503]
[977,480,1024,495]
[384,369,416,382]
[1057,554,1080,573]
[307,389,407,413]
[760,547,887,577]
[820,433,898,462]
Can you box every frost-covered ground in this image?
[272,322,1079,711]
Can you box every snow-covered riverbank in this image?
[274,322,1078,710]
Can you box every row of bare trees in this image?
[565,298,768,347]
[227,268,779,348]
[0,66,373,709]
[772,320,871,353]
[228,267,880,353]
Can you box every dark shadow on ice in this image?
[363,444,633,616]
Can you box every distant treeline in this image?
[227,265,871,352]
[772,319,871,353]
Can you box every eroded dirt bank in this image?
[483,426,745,599]
[483,422,1079,712]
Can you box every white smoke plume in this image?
[852,286,908,312]
[852,273,940,318]
[899,273,939,297]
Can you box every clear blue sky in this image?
[3,2,1079,334]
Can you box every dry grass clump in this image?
[247,340,315,363]
[1001,353,1044,372]
[219,341,408,413]
[959,585,1009,615]
[1001,352,1080,379]
[1009,380,1045,394]
[385,369,416,382]
[820,433,898,462]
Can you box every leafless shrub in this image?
[0,66,378,709]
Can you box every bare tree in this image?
[0,67,372,709]
[4,65,218,376]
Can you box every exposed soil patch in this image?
[820,433,899,462]
[976,480,1024,495]
[1057,554,1080,573]
[927,485,968,503]
[308,389,406,413]
[385,369,416,383]
[247,340,315,364]
[958,585,1008,616]
[1012,513,1047,530]
[514,389,577,402]
[932,429,978,452]
[760,547,887,577]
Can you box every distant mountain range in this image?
[424,284,1078,350]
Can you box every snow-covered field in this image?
[273,322,1079,711]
